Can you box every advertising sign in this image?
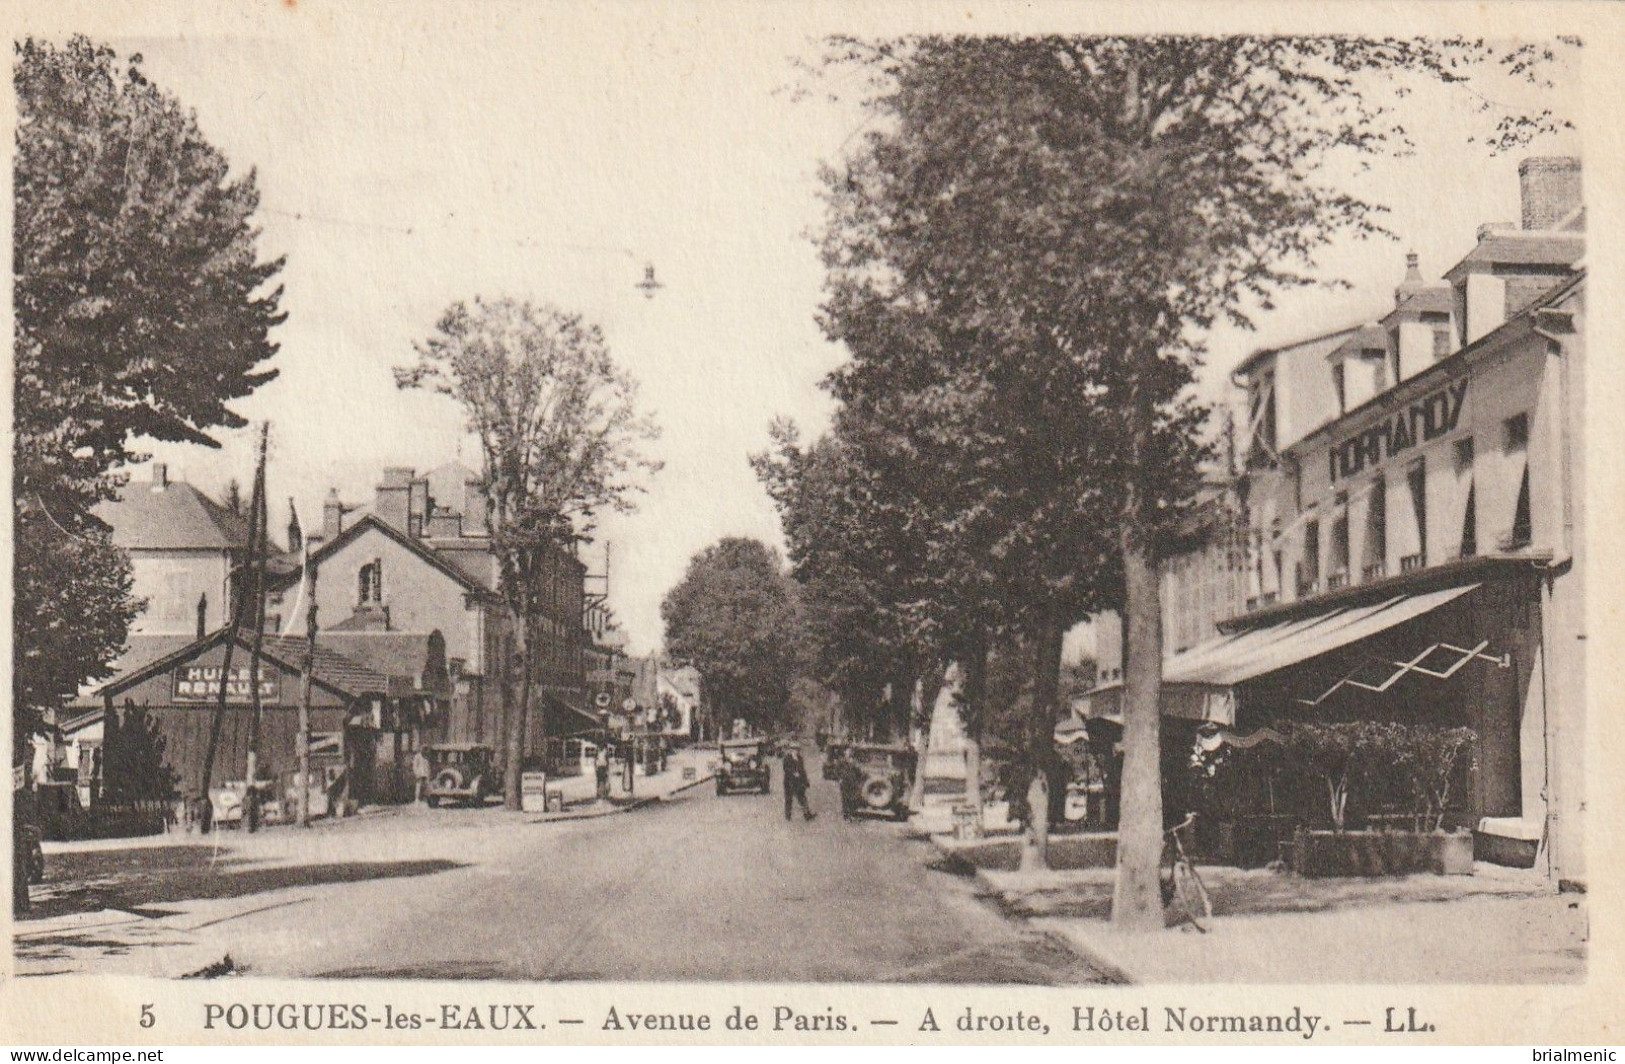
[173,665,280,704]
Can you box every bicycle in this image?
[1161,812,1213,932]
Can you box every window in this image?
[1329,494,1350,587]
[1406,459,1428,568]
[1509,468,1532,549]
[1502,414,1531,550]
[358,559,383,604]
[1454,438,1477,559]
[1503,413,1529,453]
[1432,326,1452,360]
[1363,475,1387,581]
[1301,518,1321,594]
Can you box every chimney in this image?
[1520,156,1581,230]
[151,463,169,491]
[322,488,345,540]
[375,467,414,533]
[286,498,303,555]
[1394,251,1424,305]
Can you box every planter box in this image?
[1292,828,1475,877]
[939,831,1117,871]
[1205,816,1297,868]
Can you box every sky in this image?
[42,6,1580,657]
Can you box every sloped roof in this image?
[1234,323,1364,380]
[91,628,392,702]
[320,631,449,696]
[268,513,499,600]
[1444,231,1584,278]
[95,480,253,551]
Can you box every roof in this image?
[269,513,499,600]
[1233,323,1364,381]
[95,480,252,552]
[1444,230,1584,279]
[1284,269,1584,457]
[92,628,392,702]
[1389,285,1454,317]
[319,631,449,696]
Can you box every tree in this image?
[813,35,1570,926]
[398,296,661,809]
[12,36,286,746]
[661,538,803,734]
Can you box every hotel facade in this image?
[1087,157,1586,883]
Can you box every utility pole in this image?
[199,428,266,833]
[297,539,318,827]
[244,424,271,832]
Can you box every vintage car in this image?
[820,741,849,781]
[716,738,771,795]
[838,743,918,822]
[424,743,500,808]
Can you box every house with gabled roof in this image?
[93,463,264,636]
[267,464,596,765]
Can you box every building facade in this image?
[1086,156,1586,882]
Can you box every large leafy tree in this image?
[814,35,1570,926]
[12,37,286,748]
[661,538,803,735]
[398,296,662,809]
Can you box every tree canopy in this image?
[398,295,662,806]
[661,537,803,735]
[12,36,287,746]
[807,33,1573,914]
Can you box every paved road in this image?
[265,775,1111,984]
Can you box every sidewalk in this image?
[937,835,1587,984]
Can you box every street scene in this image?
[10,12,1592,991]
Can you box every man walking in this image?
[781,743,815,822]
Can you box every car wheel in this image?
[861,776,895,810]
[716,781,726,796]
[427,796,440,808]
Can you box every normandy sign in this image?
[173,664,281,704]
[1328,377,1469,483]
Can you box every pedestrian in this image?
[594,744,611,800]
[781,744,815,822]
[411,746,430,804]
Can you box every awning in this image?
[1169,583,1480,687]
[1078,583,1481,725]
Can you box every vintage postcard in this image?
[3,0,1622,1049]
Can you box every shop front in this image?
[1079,556,1546,868]
[84,629,446,826]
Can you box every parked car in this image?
[839,743,917,822]
[716,738,771,795]
[424,743,501,807]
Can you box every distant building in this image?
[267,464,597,762]
[93,463,256,637]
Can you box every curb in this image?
[527,772,715,825]
[927,832,1141,985]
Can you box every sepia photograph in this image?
[3,0,1619,1047]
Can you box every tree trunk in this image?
[503,611,528,811]
[1112,525,1165,930]
[908,662,948,814]
[962,641,989,810]
[1021,610,1066,872]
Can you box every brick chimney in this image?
[322,488,345,540]
[151,463,168,491]
[1520,156,1581,231]
[375,467,414,533]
